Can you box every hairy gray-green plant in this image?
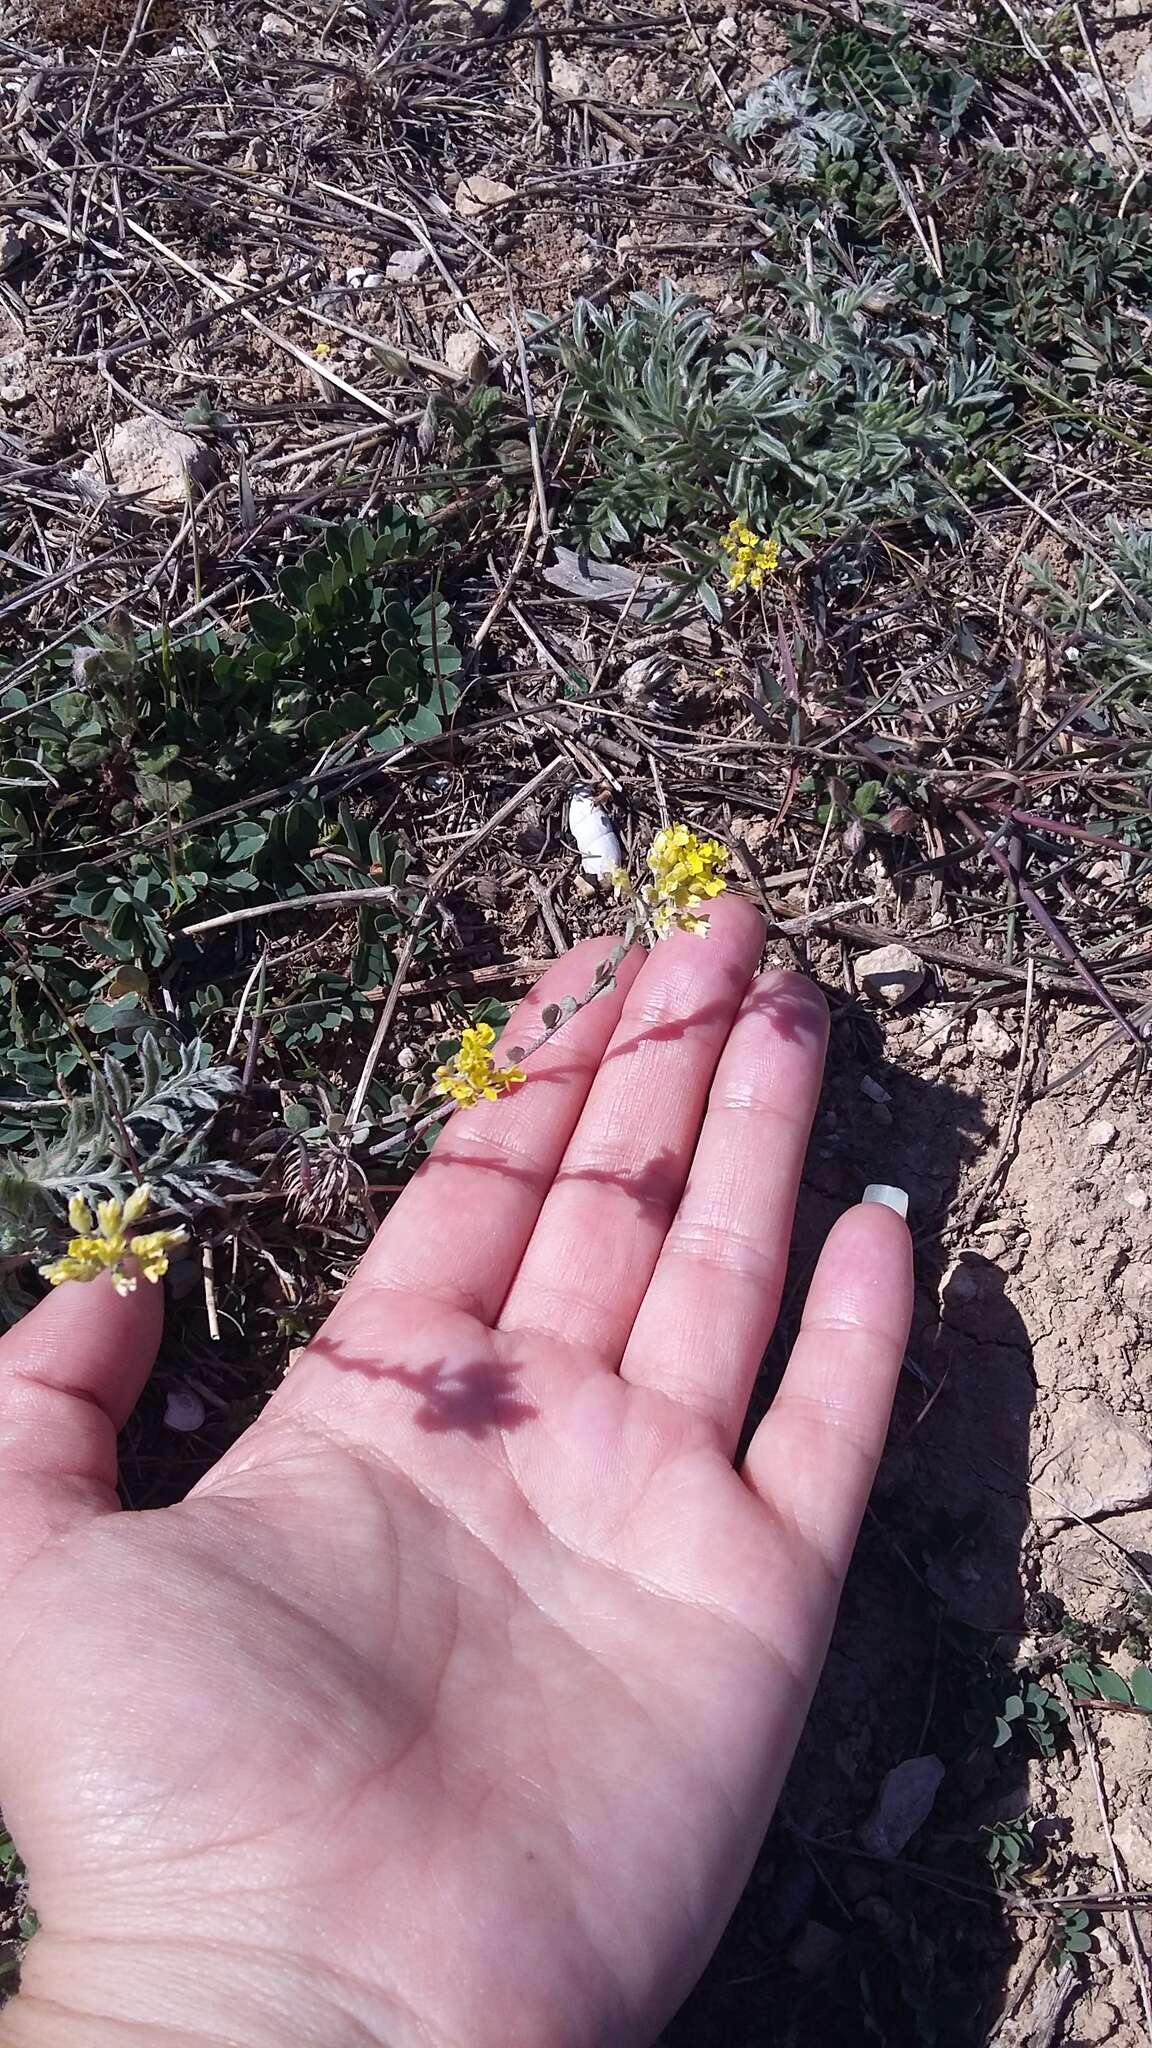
[535,271,1009,582]
[1024,520,1152,721]
[731,68,868,179]
[0,1034,251,1319]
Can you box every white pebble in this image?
[1086,1119,1118,1148]
[860,1075,891,1104]
[164,1386,206,1432]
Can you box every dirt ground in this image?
[661,970,1152,2046]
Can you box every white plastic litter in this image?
[568,791,622,879]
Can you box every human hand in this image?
[0,899,911,2048]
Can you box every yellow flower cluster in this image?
[40,1187,188,1296]
[644,824,728,936]
[720,519,780,592]
[434,1023,526,1111]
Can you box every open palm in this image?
[0,900,911,2048]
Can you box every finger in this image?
[0,1276,162,1586]
[742,1200,912,1578]
[498,896,765,1364]
[619,970,828,1449]
[331,937,645,1326]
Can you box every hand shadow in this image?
[664,1010,1038,2048]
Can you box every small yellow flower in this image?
[41,1184,187,1295]
[313,341,332,359]
[434,1023,526,1111]
[643,823,728,937]
[719,518,781,592]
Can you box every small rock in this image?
[422,0,510,30]
[1122,1262,1152,1317]
[1087,126,1123,165]
[859,1755,945,1858]
[1087,1119,1118,1148]
[787,1920,844,1976]
[860,1075,890,1104]
[0,227,25,273]
[386,246,430,285]
[81,415,211,516]
[969,1010,1015,1064]
[1127,45,1152,127]
[1036,1395,1152,1524]
[455,173,516,219]
[940,1044,969,1070]
[164,1386,206,1432]
[260,7,294,32]
[1113,1807,1152,1883]
[443,328,488,383]
[1123,1183,1150,1213]
[856,943,926,1009]
[911,1004,958,1060]
[550,52,595,98]
[716,11,738,34]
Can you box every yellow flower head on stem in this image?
[434,1022,526,1111]
[719,518,781,593]
[41,1183,188,1295]
[643,823,728,937]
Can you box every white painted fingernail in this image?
[863,1183,909,1219]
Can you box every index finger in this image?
[339,937,645,1324]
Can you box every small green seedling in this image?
[994,1679,1068,1758]
[1048,1909,1093,1971]
[982,1813,1038,1884]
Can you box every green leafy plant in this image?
[536,272,1008,576]
[982,1813,1039,1884]
[1060,1660,1152,1709]
[0,1033,250,1318]
[0,511,460,848]
[1048,1908,1093,1970]
[994,1678,1068,1758]
[786,6,979,137]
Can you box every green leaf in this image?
[1091,1665,1132,1703]
[1128,1666,1152,1710]
[249,600,295,649]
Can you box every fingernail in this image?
[863,1183,909,1220]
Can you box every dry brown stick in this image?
[182,885,409,939]
[505,267,551,545]
[346,755,570,1124]
[1077,1709,1152,2047]
[958,809,1148,1048]
[1071,1,1144,170]
[819,914,1146,1004]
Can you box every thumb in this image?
[0,1277,162,1588]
